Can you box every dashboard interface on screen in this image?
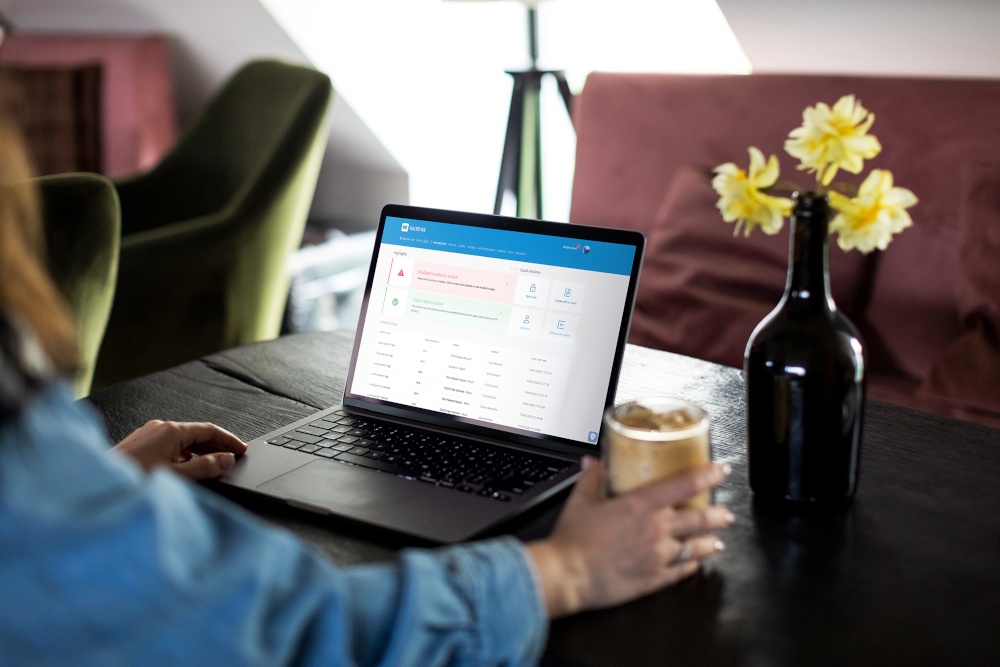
[348,215,638,447]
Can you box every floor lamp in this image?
[447,0,573,219]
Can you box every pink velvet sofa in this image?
[569,73,1000,428]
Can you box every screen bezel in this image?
[341,204,645,457]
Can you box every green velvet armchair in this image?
[92,60,333,390]
[37,173,121,397]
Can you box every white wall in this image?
[716,0,1000,77]
[0,0,408,232]
[259,0,751,221]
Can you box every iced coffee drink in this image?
[602,398,712,507]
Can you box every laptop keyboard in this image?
[265,408,574,502]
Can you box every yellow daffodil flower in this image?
[784,95,882,186]
[828,169,918,253]
[712,147,794,236]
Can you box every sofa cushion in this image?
[628,167,873,368]
[916,162,1000,420]
[856,204,962,382]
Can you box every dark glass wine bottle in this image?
[745,192,865,506]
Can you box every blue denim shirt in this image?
[0,384,547,666]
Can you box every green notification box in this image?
[405,290,511,333]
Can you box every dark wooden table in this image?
[88,330,1000,667]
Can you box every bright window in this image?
[260,0,750,221]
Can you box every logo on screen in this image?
[401,222,409,232]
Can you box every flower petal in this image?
[786,94,882,186]
[829,169,917,251]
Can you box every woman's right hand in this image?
[526,457,733,619]
[112,420,247,481]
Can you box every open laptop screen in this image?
[344,206,643,451]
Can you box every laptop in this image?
[221,204,645,543]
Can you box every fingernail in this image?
[714,540,726,553]
[723,510,736,524]
[720,463,733,477]
[581,456,593,470]
[217,453,236,471]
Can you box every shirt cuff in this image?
[442,535,548,666]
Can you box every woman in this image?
[0,84,733,665]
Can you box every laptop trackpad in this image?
[258,459,394,509]
[256,460,503,541]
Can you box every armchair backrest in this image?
[37,173,120,397]
[116,59,333,235]
[91,60,333,389]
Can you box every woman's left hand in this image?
[112,420,247,480]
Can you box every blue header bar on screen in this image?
[383,217,636,276]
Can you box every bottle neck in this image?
[784,193,834,312]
